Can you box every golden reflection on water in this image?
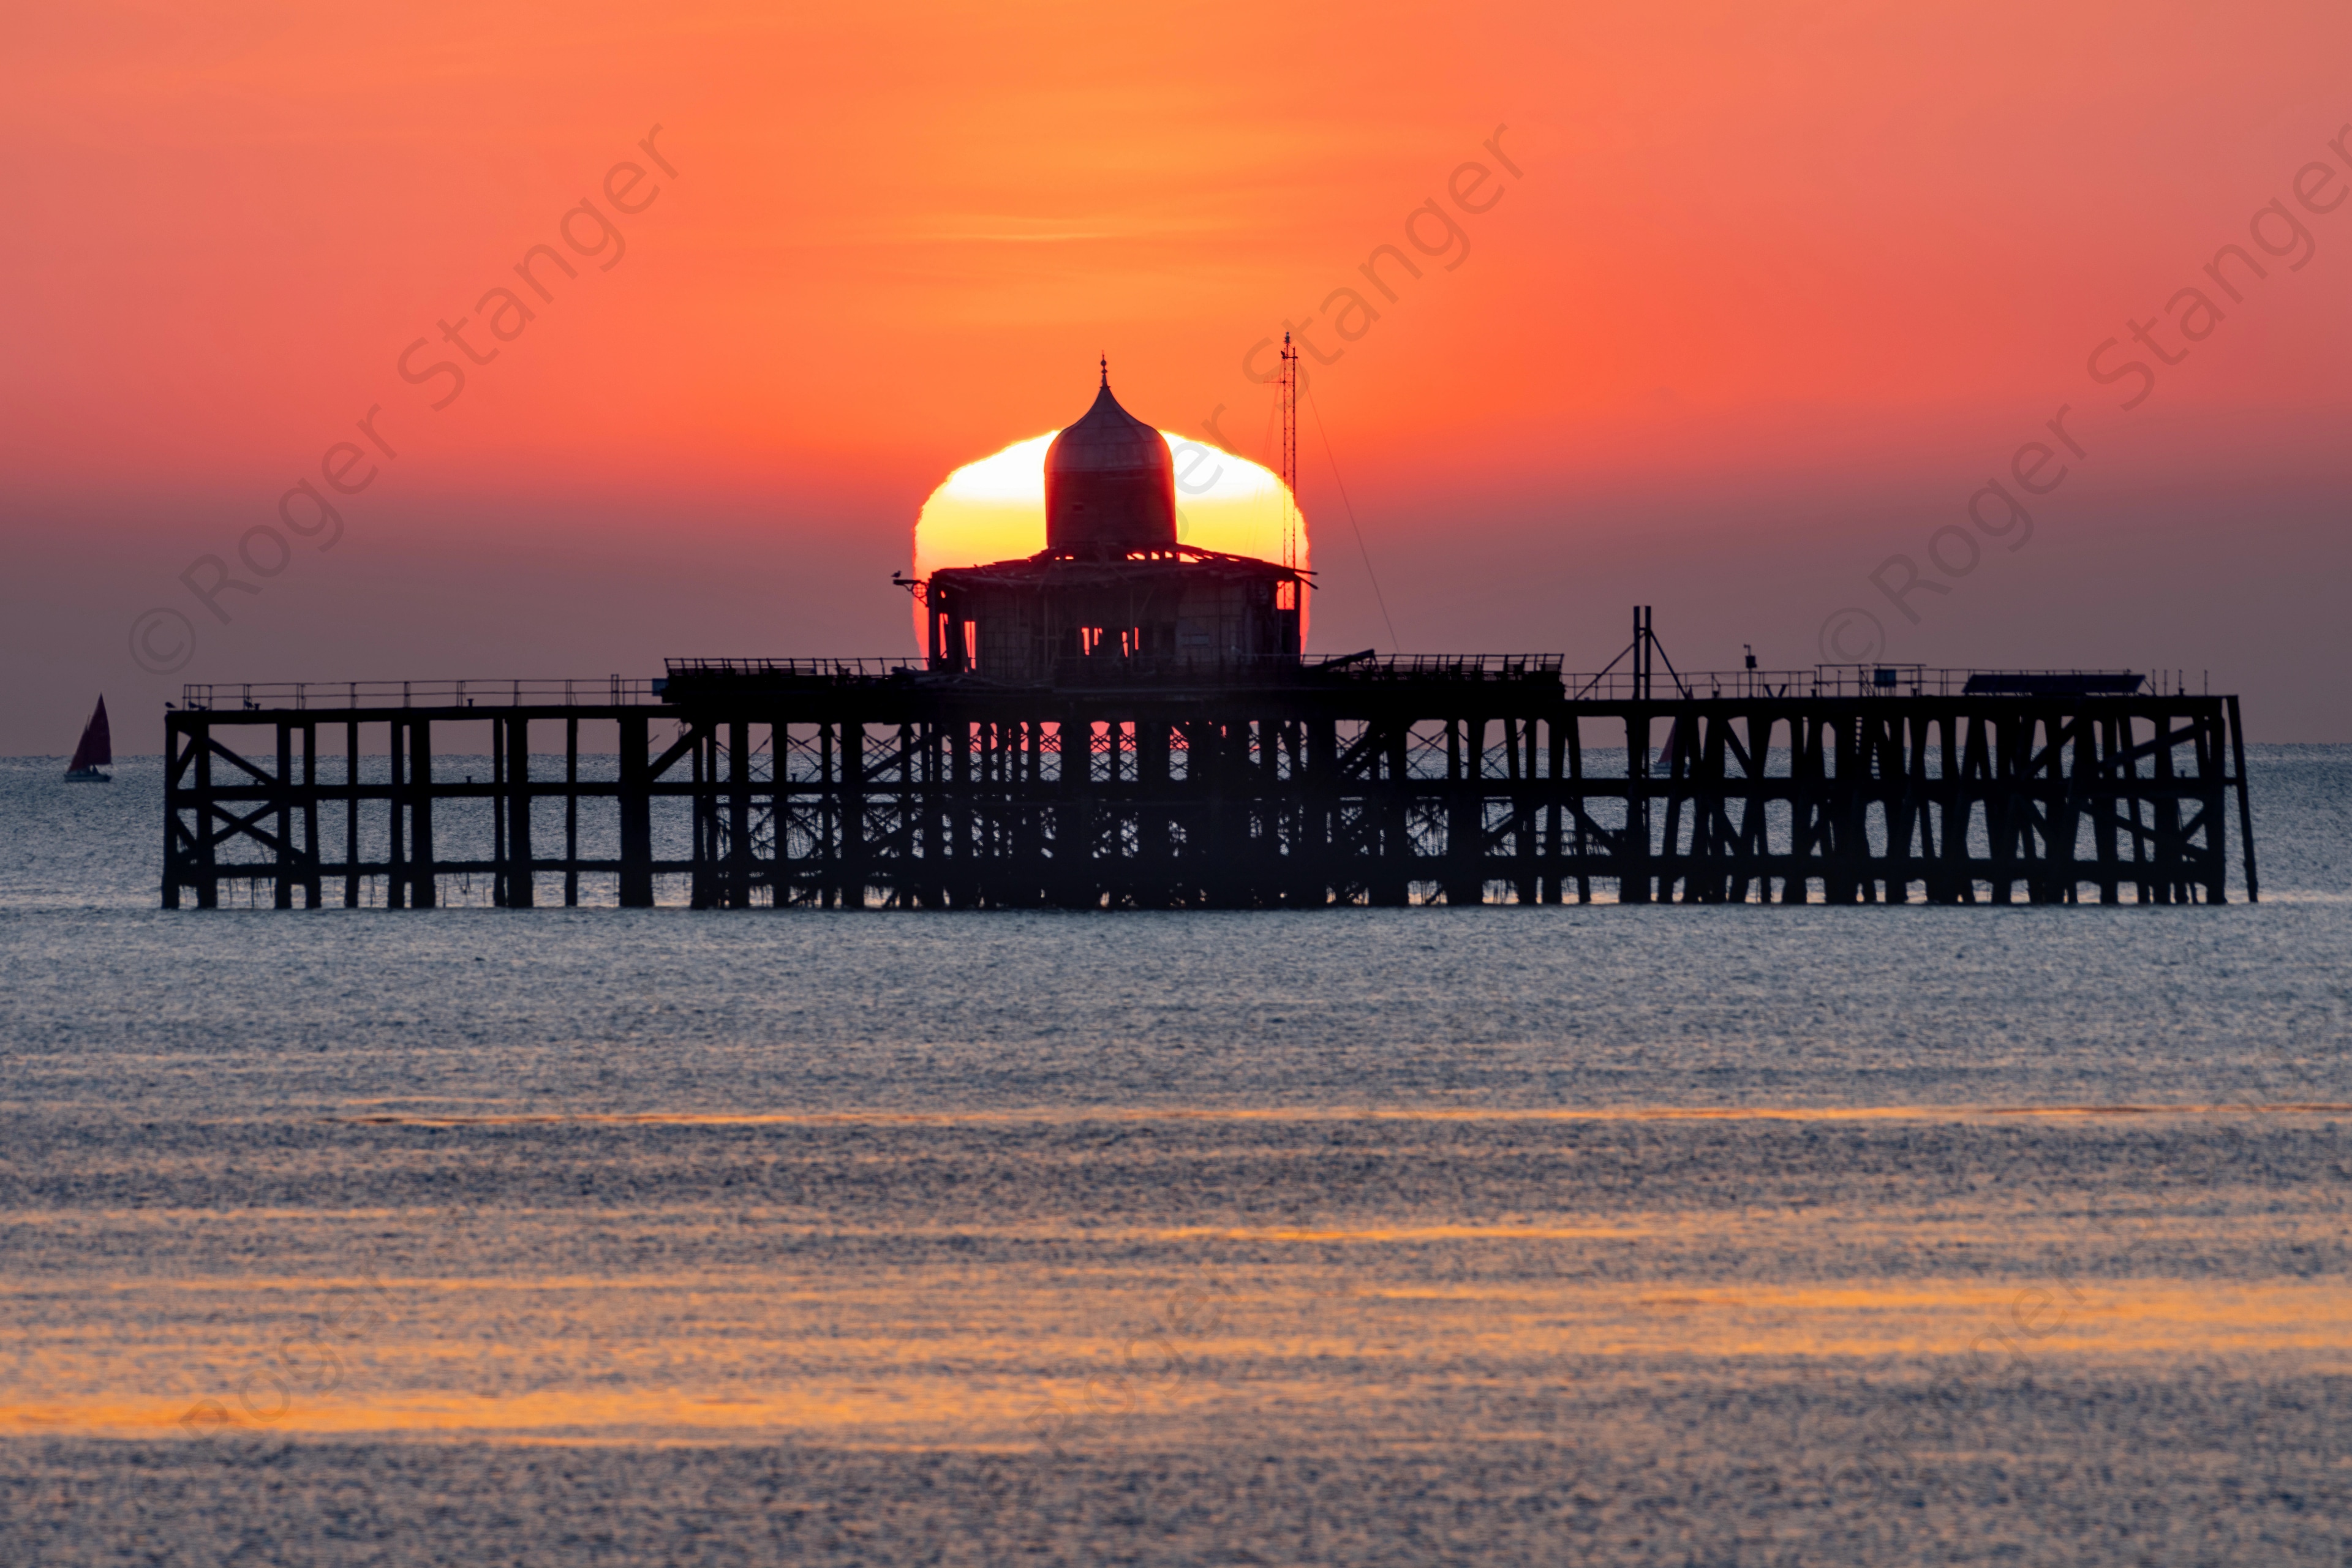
[7,1104,2348,1456]
[12,1264,2350,1446]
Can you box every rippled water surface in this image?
[2,748,2348,1564]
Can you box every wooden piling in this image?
[619,712,653,908]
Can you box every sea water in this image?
[1,749,2347,1564]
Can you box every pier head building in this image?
[921,371,1304,683]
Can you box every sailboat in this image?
[64,696,112,782]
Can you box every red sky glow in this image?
[6,1,2351,748]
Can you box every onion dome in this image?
[1044,360,1177,551]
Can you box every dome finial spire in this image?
[1045,363,1177,551]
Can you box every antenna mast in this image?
[1278,330,1298,570]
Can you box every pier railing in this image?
[1569,666,2165,700]
[176,677,673,711]
[662,658,920,682]
[179,663,2198,712]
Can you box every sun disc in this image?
[911,434,1311,649]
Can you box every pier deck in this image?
[162,659,2256,908]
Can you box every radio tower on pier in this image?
[1278,330,1299,571]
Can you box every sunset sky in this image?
[6,0,2351,748]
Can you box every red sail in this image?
[67,696,111,772]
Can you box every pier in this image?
[161,656,2256,909]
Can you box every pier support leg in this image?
[274,723,293,909]
[409,718,435,908]
[345,721,361,907]
[1623,710,1652,904]
[301,723,320,909]
[2227,696,2257,903]
[162,719,186,909]
[728,718,751,908]
[565,718,580,907]
[619,712,654,908]
[506,714,534,907]
[1058,713,1091,908]
[193,723,220,908]
[386,718,406,908]
[841,720,866,910]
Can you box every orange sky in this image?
[6,0,2352,747]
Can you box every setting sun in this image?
[910,432,1311,649]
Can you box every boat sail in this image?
[65,696,112,782]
